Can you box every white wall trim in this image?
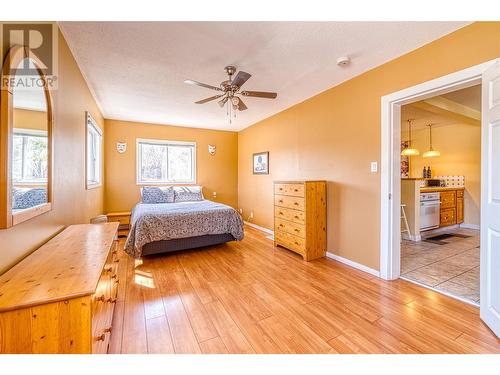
[326,252,380,277]
[244,221,274,235]
[460,223,481,230]
[379,59,498,281]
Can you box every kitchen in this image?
[399,85,481,304]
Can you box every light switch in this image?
[371,162,378,173]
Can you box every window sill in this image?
[86,183,102,190]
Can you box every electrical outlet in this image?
[212,191,217,198]
[371,161,378,173]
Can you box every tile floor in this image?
[401,228,480,304]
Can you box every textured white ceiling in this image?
[59,22,469,131]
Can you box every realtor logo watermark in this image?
[1,23,58,90]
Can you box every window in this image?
[86,113,102,188]
[12,129,48,184]
[137,139,196,184]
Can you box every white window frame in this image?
[86,112,103,189]
[12,128,48,185]
[136,138,197,185]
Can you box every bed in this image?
[124,186,244,257]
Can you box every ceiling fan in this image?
[184,66,277,123]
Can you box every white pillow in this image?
[173,186,204,202]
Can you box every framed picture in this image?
[401,141,410,178]
[253,152,269,174]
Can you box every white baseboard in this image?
[460,223,480,230]
[402,233,421,241]
[244,221,274,236]
[326,252,380,277]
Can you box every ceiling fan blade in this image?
[184,79,222,91]
[231,71,252,88]
[195,95,222,104]
[237,97,248,111]
[218,96,228,108]
[241,90,277,99]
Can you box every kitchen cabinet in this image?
[421,187,465,228]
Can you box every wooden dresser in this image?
[107,211,131,237]
[274,180,327,261]
[421,187,465,227]
[0,223,120,354]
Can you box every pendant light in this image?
[401,119,420,156]
[423,124,441,158]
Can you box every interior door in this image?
[480,59,500,338]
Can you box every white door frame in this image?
[380,59,499,280]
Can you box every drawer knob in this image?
[294,202,299,205]
[294,189,298,192]
[279,212,283,215]
[294,229,300,232]
[96,334,105,341]
[279,200,283,203]
[294,242,299,245]
[294,215,299,219]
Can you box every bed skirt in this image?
[141,233,236,256]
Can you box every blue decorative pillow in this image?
[173,186,204,202]
[141,186,174,204]
[12,187,47,209]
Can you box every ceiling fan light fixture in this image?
[185,66,278,124]
[218,97,228,108]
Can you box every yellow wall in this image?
[407,123,481,225]
[13,108,47,131]
[237,22,500,271]
[104,119,238,212]
[0,27,105,274]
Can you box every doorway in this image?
[379,58,500,338]
[399,84,481,305]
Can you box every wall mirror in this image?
[0,46,53,228]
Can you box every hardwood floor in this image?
[109,226,500,354]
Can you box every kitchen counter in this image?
[420,187,465,192]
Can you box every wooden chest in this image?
[0,223,120,354]
[274,181,327,261]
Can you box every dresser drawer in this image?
[456,189,464,198]
[275,230,306,255]
[440,191,456,209]
[274,194,305,211]
[274,183,305,197]
[274,206,305,224]
[107,212,131,225]
[275,218,306,239]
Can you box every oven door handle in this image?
[420,201,441,206]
